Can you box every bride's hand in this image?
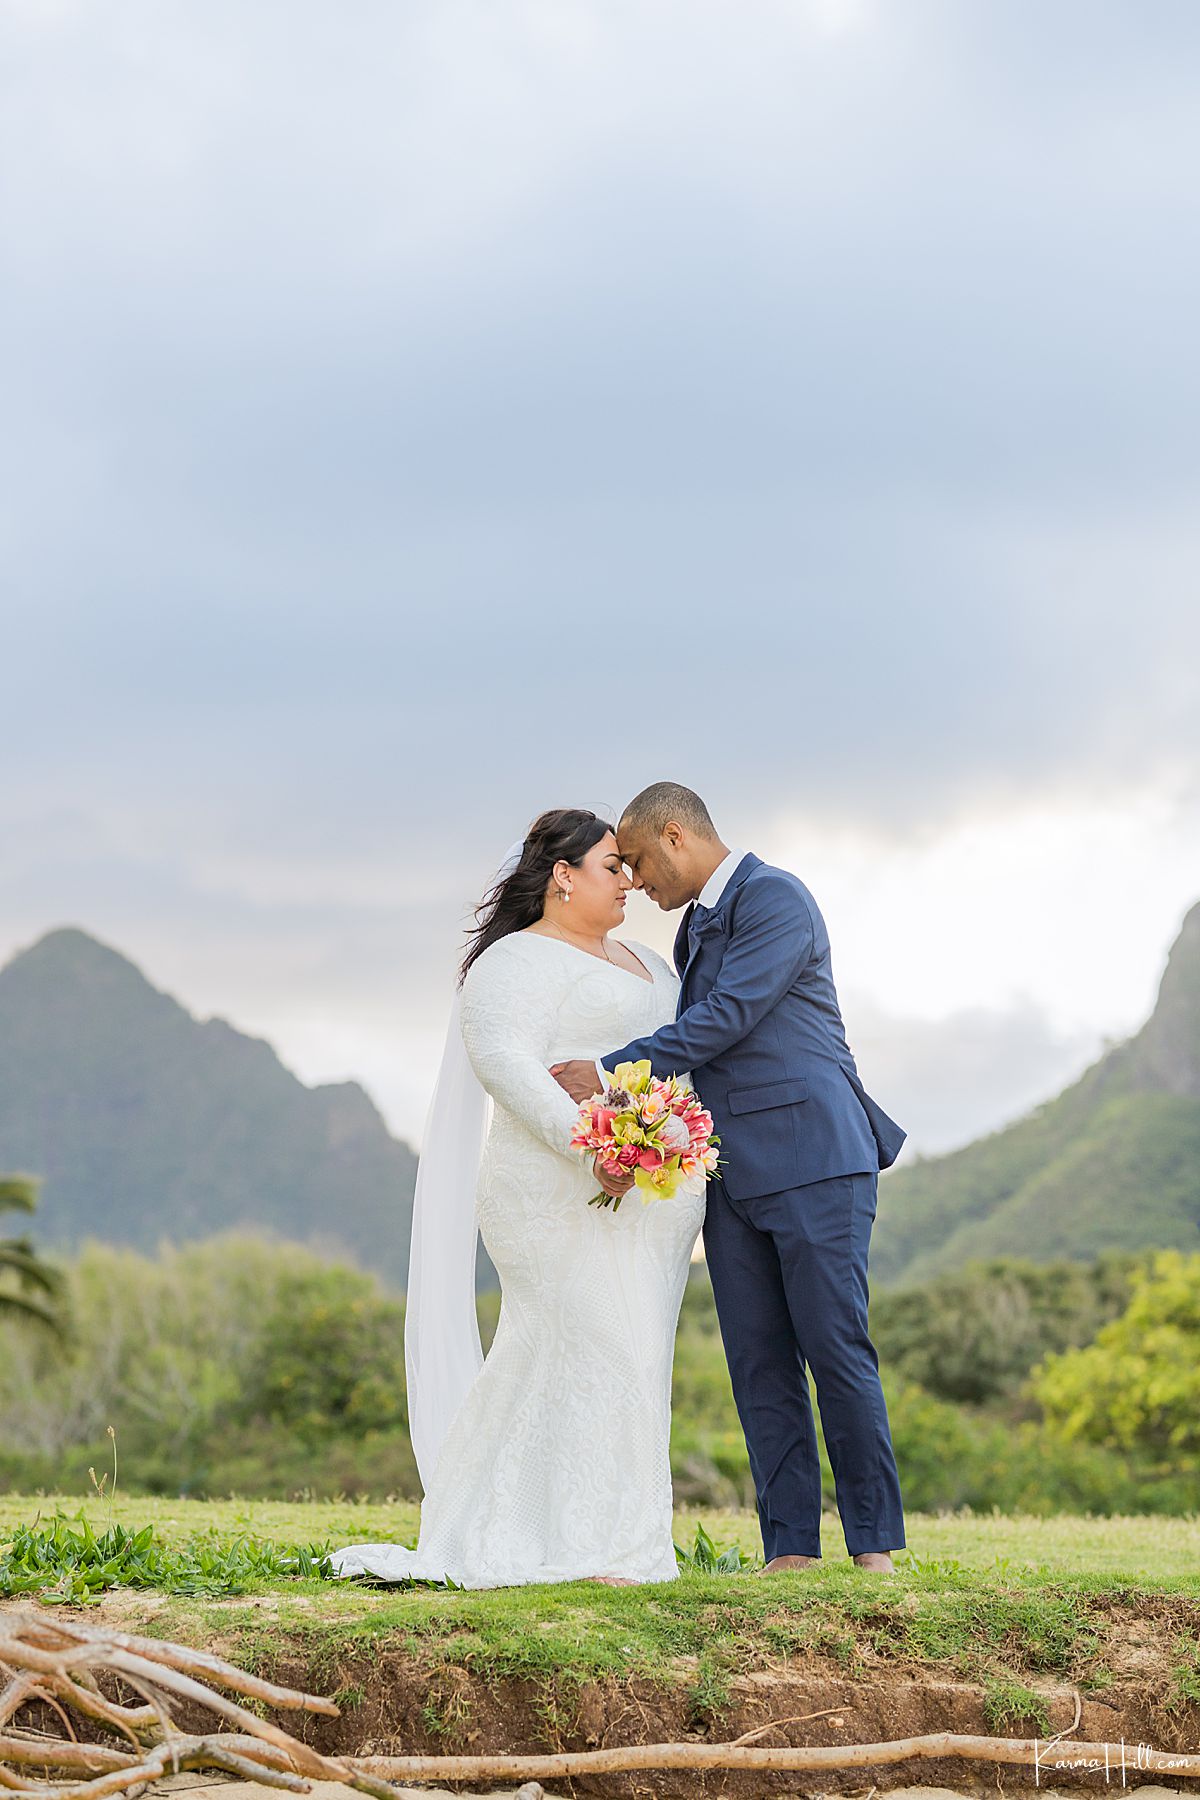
[593,1154,635,1200]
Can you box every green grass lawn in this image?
[3,1492,1198,1578]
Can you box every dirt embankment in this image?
[6,1590,1200,1798]
[254,1658,1199,1796]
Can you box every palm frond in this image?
[0,1175,41,1216]
[0,1287,63,1329]
[0,1237,66,1296]
[0,1179,69,1333]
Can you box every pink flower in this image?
[570,1077,720,1206]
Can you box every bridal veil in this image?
[403,838,525,1490]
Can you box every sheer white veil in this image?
[404,837,525,1492]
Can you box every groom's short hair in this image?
[620,782,718,842]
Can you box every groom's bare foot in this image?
[852,1551,895,1571]
[760,1554,820,1573]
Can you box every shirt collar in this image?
[697,847,746,911]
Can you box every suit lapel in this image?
[677,853,762,998]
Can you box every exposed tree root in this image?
[3,1606,1197,1796]
[354,1730,1200,1784]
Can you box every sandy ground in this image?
[149,1781,1199,1800]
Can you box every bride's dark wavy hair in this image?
[459,808,613,985]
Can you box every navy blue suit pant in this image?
[701,1168,906,1560]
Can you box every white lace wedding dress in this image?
[326,930,706,1588]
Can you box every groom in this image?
[551,782,906,1571]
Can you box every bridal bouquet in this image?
[570,1059,721,1210]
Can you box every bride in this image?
[326,808,706,1588]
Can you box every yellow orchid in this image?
[611,1059,653,1095]
[635,1162,683,1201]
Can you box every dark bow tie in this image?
[688,900,712,944]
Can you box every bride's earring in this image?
[560,888,571,903]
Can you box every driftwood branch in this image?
[354,1732,1200,1783]
[13,1618,335,1713]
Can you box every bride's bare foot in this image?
[583,1574,640,1586]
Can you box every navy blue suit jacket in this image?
[602,852,906,1202]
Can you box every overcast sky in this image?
[3,0,1198,1156]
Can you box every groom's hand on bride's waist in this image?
[550,1059,606,1103]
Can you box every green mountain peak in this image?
[872,900,1200,1286]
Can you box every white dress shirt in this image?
[696,846,746,912]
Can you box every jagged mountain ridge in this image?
[0,927,419,1289]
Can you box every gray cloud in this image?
[2,0,1199,1146]
[844,997,1102,1157]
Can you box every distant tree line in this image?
[1,1209,1197,1514]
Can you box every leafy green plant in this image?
[0,1508,335,1604]
[900,1549,966,1577]
[673,1520,755,1573]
